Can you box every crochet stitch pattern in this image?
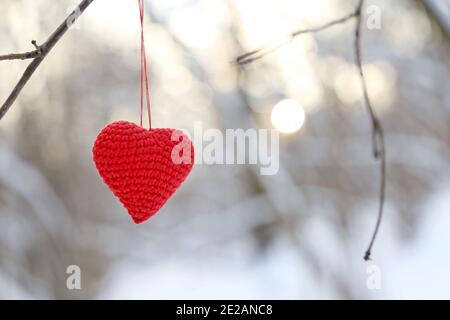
[93,121,194,224]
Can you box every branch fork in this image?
[0,0,95,120]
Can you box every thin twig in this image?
[235,11,358,65]
[0,49,41,61]
[235,0,387,260]
[0,0,95,121]
[0,39,45,61]
[354,0,386,261]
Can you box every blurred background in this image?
[0,0,449,299]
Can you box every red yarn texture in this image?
[93,121,194,224]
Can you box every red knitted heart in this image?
[93,121,194,224]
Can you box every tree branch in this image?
[0,49,42,61]
[236,0,387,261]
[235,10,358,65]
[354,0,386,261]
[0,0,95,121]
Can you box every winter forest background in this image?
[0,0,449,299]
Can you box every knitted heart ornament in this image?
[93,121,194,224]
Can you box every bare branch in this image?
[235,0,387,260]
[354,0,387,261]
[235,10,358,65]
[0,49,41,61]
[0,0,95,121]
[0,39,45,61]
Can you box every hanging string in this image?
[139,0,151,128]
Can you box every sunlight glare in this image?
[271,99,305,134]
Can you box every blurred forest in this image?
[0,0,449,299]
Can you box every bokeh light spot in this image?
[271,99,305,134]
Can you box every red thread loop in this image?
[139,0,151,128]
